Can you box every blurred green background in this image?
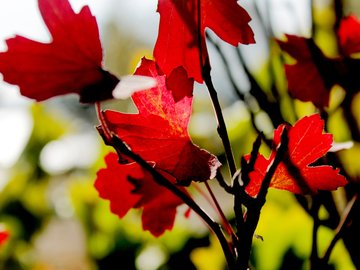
[0,0,359,269]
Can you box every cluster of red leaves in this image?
[0,0,255,102]
[92,0,254,235]
[95,153,186,236]
[154,0,255,101]
[245,114,347,197]
[0,0,349,237]
[0,0,118,103]
[154,0,255,84]
[95,58,220,236]
[278,15,360,108]
[103,58,220,184]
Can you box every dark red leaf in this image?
[154,0,254,83]
[338,15,360,56]
[245,114,347,196]
[0,229,9,246]
[278,34,360,106]
[95,152,184,236]
[166,66,194,102]
[95,153,141,218]
[277,35,331,108]
[0,0,118,102]
[103,58,221,184]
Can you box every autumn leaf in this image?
[0,0,118,103]
[278,34,360,108]
[166,66,194,102]
[338,15,360,56]
[245,114,347,197]
[0,228,9,246]
[277,35,334,108]
[95,152,185,237]
[103,58,221,184]
[154,0,255,83]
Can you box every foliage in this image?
[0,0,359,269]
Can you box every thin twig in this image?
[322,193,358,263]
[192,182,234,238]
[240,133,263,187]
[206,34,245,101]
[196,0,236,177]
[204,181,236,239]
[203,69,237,177]
[233,134,263,236]
[216,169,233,194]
[206,34,267,143]
[235,48,283,128]
[310,197,321,268]
[256,128,288,204]
[95,102,111,142]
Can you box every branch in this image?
[310,197,321,267]
[206,34,272,146]
[256,128,288,205]
[203,68,237,177]
[322,193,358,263]
[110,135,236,269]
[216,169,234,194]
[236,128,289,269]
[196,0,236,177]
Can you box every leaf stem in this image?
[193,182,233,237]
[196,0,236,177]
[95,102,112,142]
[204,181,235,239]
[203,68,237,177]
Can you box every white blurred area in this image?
[0,0,159,174]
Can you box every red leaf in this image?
[277,35,331,108]
[278,34,360,106]
[0,0,118,102]
[95,152,184,236]
[103,58,221,184]
[166,66,194,102]
[245,114,347,196]
[338,15,360,56]
[0,229,9,246]
[154,0,254,83]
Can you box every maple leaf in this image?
[278,34,360,108]
[0,0,118,103]
[154,0,255,83]
[338,15,360,56]
[277,35,334,108]
[166,66,194,102]
[102,58,221,184]
[95,152,185,236]
[245,114,347,197]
